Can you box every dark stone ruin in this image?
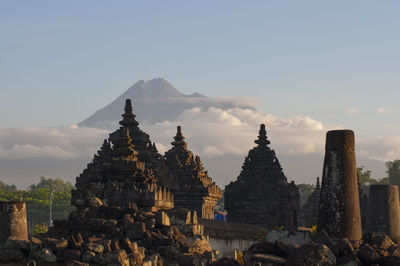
[317,129,362,241]
[161,126,223,220]
[238,129,400,266]
[0,202,29,262]
[0,99,214,265]
[224,124,300,231]
[366,184,400,245]
[3,100,400,265]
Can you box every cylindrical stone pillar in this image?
[0,201,28,243]
[317,130,362,240]
[366,185,400,244]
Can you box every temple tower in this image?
[317,130,362,240]
[366,184,400,244]
[163,126,222,219]
[225,124,300,230]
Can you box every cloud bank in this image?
[0,106,396,187]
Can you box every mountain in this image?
[79,78,253,128]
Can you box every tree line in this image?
[0,176,76,233]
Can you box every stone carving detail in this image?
[161,126,223,219]
[224,124,300,230]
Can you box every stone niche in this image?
[224,124,300,231]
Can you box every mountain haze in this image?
[79,78,254,128]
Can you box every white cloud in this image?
[0,126,109,159]
[1,106,400,171]
[344,107,361,114]
[377,108,391,114]
[142,107,327,158]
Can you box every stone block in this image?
[0,248,24,262]
[155,211,170,227]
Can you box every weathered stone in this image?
[160,126,223,219]
[336,253,361,266]
[287,243,336,266]
[54,238,69,251]
[248,253,287,265]
[208,257,241,265]
[246,240,287,258]
[378,255,400,266]
[225,124,300,230]
[357,243,379,265]
[30,236,42,251]
[92,254,107,264]
[65,260,88,266]
[39,99,212,266]
[0,248,24,262]
[0,202,28,243]
[104,250,129,266]
[155,211,170,227]
[39,248,57,263]
[145,218,156,229]
[142,254,162,266]
[63,249,81,262]
[86,242,105,254]
[4,237,29,250]
[366,185,400,245]
[314,230,338,255]
[81,250,96,263]
[188,236,212,254]
[335,238,354,257]
[87,197,103,209]
[317,130,362,240]
[363,232,394,250]
[69,233,83,249]
[72,99,174,212]
[126,222,146,239]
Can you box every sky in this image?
[1,1,400,187]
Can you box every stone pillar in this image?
[0,202,28,243]
[366,185,400,244]
[317,130,362,240]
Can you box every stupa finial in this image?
[120,99,139,127]
[171,126,187,147]
[255,124,271,146]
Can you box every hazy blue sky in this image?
[1,1,399,137]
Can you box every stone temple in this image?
[160,126,223,220]
[74,99,223,219]
[224,124,300,230]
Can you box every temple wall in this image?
[208,237,255,259]
[199,219,258,258]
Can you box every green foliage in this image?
[31,224,48,236]
[29,176,73,192]
[386,160,400,187]
[0,180,17,192]
[297,183,315,207]
[0,177,75,233]
[357,166,390,195]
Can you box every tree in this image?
[386,160,400,187]
[0,180,17,191]
[29,176,73,192]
